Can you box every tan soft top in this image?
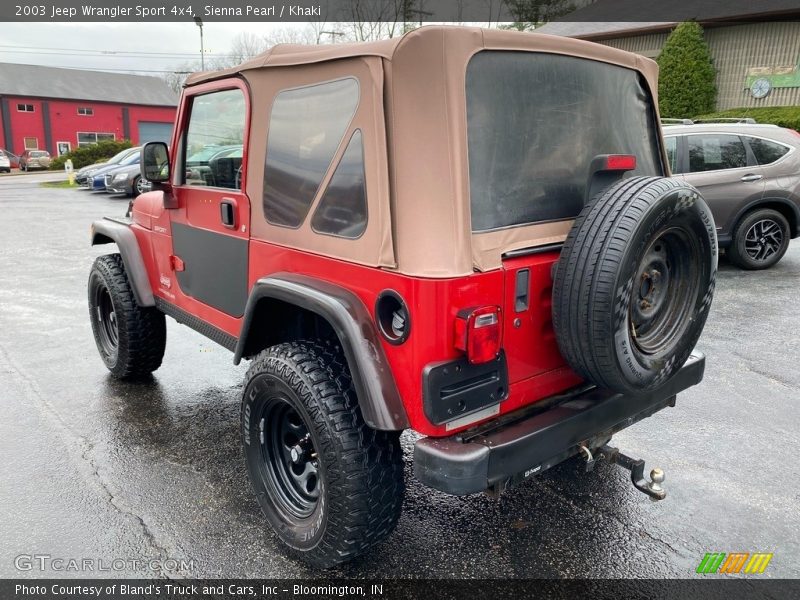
[186,27,663,277]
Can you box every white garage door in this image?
[138,121,173,144]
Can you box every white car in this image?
[0,153,10,173]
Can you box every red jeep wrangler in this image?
[88,27,717,567]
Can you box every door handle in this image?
[740,174,763,182]
[220,198,237,229]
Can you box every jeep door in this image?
[675,133,766,238]
[168,79,251,317]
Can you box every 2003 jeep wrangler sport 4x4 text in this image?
[88,27,717,567]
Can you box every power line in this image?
[0,49,209,60]
[6,62,194,74]
[0,43,207,57]
[0,43,248,59]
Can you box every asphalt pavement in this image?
[1,175,798,579]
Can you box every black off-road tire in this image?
[553,177,717,395]
[88,254,166,378]
[728,208,790,270]
[241,341,404,569]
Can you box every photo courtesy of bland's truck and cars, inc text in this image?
[1,1,799,599]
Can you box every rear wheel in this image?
[728,208,790,270]
[553,177,717,394]
[241,341,404,568]
[88,254,166,378]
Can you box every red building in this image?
[0,63,177,157]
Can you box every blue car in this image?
[83,147,140,191]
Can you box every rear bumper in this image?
[413,352,705,495]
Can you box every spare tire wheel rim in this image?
[745,218,784,262]
[629,226,701,358]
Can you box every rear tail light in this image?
[454,306,502,364]
[603,154,637,171]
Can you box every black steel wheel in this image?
[629,227,701,360]
[729,208,790,270]
[93,281,119,363]
[88,254,166,378]
[258,397,321,519]
[553,177,717,394]
[241,341,404,568]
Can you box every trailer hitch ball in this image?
[585,445,667,501]
[649,468,665,495]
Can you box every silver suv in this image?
[663,122,800,269]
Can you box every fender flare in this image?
[90,218,155,307]
[234,274,409,431]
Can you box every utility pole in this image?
[193,17,205,70]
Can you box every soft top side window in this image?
[263,78,360,228]
[310,129,367,239]
[183,88,246,190]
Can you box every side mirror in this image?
[141,142,170,183]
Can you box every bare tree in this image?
[161,61,198,94]
[500,0,580,30]
[227,31,268,65]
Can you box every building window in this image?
[77,132,115,147]
[77,107,94,116]
[24,137,38,150]
[17,104,34,112]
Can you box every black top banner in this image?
[2,0,800,22]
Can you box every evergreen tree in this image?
[657,22,717,118]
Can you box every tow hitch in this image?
[582,444,666,501]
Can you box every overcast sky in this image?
[0,22,308,74]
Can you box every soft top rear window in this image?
[466,51,662,232]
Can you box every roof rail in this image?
[693,117,757,124]
[660,118,694,125]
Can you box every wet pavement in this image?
[1,178,798,579]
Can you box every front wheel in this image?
[241,341,404,568]
[728,208,790,270]
[88,254,166,378]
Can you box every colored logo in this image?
[696,552,773,574]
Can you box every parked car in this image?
[76,147,139,185]
[104,162,148,196]
[0,149,19,169]
[88,26,716,568]
[663,122,800,269]
[0,153,10,173]
[84,148,140,191]
[19,150,51,171]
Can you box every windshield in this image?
[466,51,662,232]
[108,149,133,164]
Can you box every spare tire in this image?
[552,176,717,395]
